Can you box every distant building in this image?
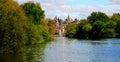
[54,16,65,35]
[65,15,72,24]
[54,16,59,27]
[54,15,80,36]
[72,18,80,24]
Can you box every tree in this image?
[101,21,117,38]
[0,0,52,54]
[82,24,92,32]
[111,13,120,22]
[74,23,86,38]
[40,19,49,31]
[105,21,116,28]
[21,2,53,44]
[66,23,78,38]
[101,29,116,38]
[47,19,56,34]
[87,11,109,23]
[0,0,28,53]
[82,23,92,39]
[90,21,105,38]
[111,13,120,37]
[21,2,45,25]
[65,12,120,39]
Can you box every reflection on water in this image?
[0,54,25,62]
[0,37,120,62]
[0,44,46,62]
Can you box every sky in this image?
[15,0,120,19]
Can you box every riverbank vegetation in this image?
[0,0,53,54]
[66,12,120,39]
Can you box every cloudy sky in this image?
[16,0,120,19]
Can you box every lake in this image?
[0,37,120,62]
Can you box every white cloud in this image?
[41,1,111,19]
[40,0,117,19]
[114,7,120,13]
[42,2,98,12]
[14,0,28,4]
[116,8,120,11]
[43,0,65,5]
[109,0,120,5]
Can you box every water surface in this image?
[0,37,120,62]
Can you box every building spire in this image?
[66,15,72,23]
[28,0,34,2]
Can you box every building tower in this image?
[65,15,72,24]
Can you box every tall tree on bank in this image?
[0,0,28,53]
[0,0,52,54]
[21,2,45,25]
[21,2,53,44]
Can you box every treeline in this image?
[66,11,120,39]
[0,0,55,53]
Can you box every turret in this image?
[65,15,72,24]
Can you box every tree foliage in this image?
[87,12,109,23]
[82,24,92,39]
[111,13,120,22]
[21,2,45,25]
[111,13,120,37]
[0,0,53,54]
[47,19,56,34]
[0,0,28,53]
[66,11,120,39]
[66,23,78,38]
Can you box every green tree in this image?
[40,19,49,32]
[105,21,117,28]
[90,21,105,38]
[74,23,86,38]
[66,23,78,38]
[87,11,109,23]
[111,13,120,22]
[82,23,92,39]
[21,2,45,25]
[101,21,117,38]
[101,29,116,38]
[0,0,28,53]
[0,0,52,54]
[21,2,53,44]
[111,13,120,37]
[82,24,92,33]
[65,12,120,39]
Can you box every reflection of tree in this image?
[0,43,47,62]
[0,53,26,62]
[25,44,46,62]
